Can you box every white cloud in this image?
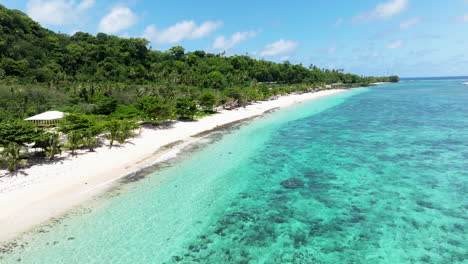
[333,18,344,27]
[212,31,256,51]
[280,56,290,61]
[260,39,299,57]
[98,6,138,34]
[143,20,222,44]
[387,40,403,49]
[27,0,94,25]
[328,45,338,54]
[374,0,408,18]
[458,14,468,22]
[352,0,408,23]
[77,0,94,10]
[400,17,420,29]
[192,21,223,39]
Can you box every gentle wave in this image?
[463,82,468,85]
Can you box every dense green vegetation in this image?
[0,4,398,171]
[0,116,139,171]
[0,4,398,120]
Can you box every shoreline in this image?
[0,89,347,242]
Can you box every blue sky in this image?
[1,0,467,77]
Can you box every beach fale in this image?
[24,111,65,127]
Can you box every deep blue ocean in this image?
[1,79,467,263]
[401,76,468,81]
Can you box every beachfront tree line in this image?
[0,4,399,171]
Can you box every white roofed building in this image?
[24,111,65,127]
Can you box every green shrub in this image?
[175,98,197,120]
[1,142,27,171]
[0,119,43,146]
[110,104,142,120]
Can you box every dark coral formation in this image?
[280,178,305,189]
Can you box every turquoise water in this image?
[1,81,467,263]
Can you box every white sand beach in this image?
[0,89,346,242]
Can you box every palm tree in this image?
[106,120,138,147]
[83,130,99,152]
[67,131,82,156]
[1,142,27,172]
[106,120,121,148]
[117,120,138,144]
[45,133,62,160]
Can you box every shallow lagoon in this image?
[1,81,467,263]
